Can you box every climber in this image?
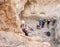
[42,19,46,28]
[52,18,56,26]
[38,19,43,29]
[47,19,50,28]
[20,20,28,36]
[20,24,28,36]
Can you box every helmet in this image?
[21,20,25,24]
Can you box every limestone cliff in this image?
[22,0,60,18]
[0,0,27,33]
[0,0,60,47]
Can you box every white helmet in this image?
[21,20,25,24]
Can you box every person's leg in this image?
[24,29,28,36]
[42,22,45,28]
[22,29,28,36]
[47,21,50,28]
[25,32,28,36]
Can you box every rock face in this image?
[0,31,51,47]
[22,0,60,17]
[0,0,60,47]
[0,0,60,33]
[0,0,27,33]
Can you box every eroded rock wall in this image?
[22,0,60,17]
[0,0,27,33]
